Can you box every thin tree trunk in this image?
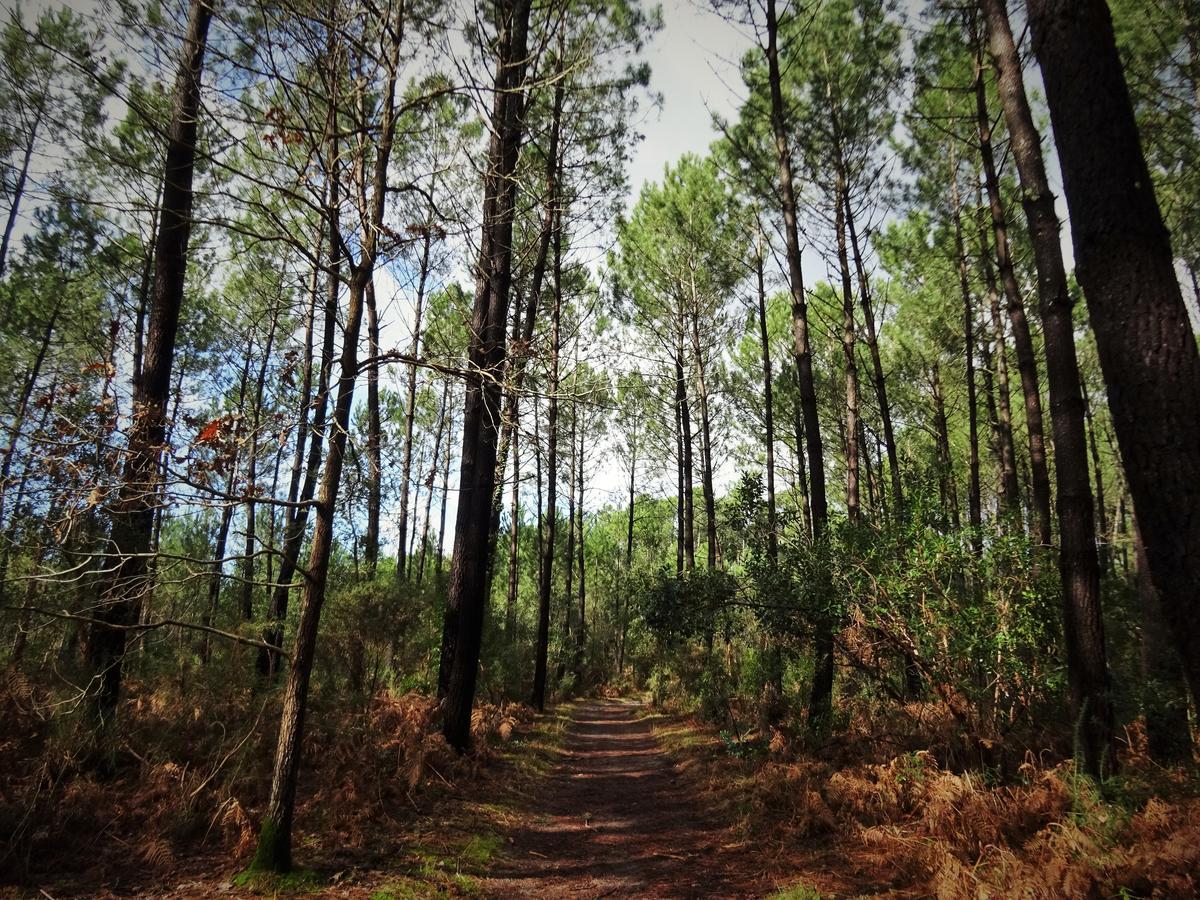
[260,115,340,678]
[1081,381,1110,575]
[84,0,212,737]
[436,401,453,587]
[417,381,449,586]
[765,0,831,728]
[835,176,861,525]
[973,38,1052,547]
[0,108,42,278]
[504,414,520,638]
[843,190,900,510]
[252,0,406,864]
[531,222,561,709]
[365,275,382,578]
[556,391,577,687]
[756,234,778,563]
[675,324,696,571]
[397,224,434,581]
[931,363,959,528]
[952,174,983,541]
[688,293,719,568]
[575,412,586,677]
[241,308,278,621]
[201,355,250,662]
[977,208,1022,516]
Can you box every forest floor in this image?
[11,697,895,899]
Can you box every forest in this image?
[0,0,1198,895]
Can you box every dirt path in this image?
[479,699,768,898]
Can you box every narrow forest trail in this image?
[477,699,769,898]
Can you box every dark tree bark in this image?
[1080,381,1110,575]
[843,191,900,511]
[439,0,533,751]
[835,176,860,525]
[931,362,960,529]
[689,302,719,568]
[417,381,449,586]
[0,105,43,277]
[260,122,340,678]
[1027,0,1200,716]
[1135,525,1191,763]
[674,331,696,571]
[397,223,434,581]
[531,216,561,711]
[977,209,1022,517]
[84,0,212,734]
[973,39,1052,547]
[981,0,1113,777]
[951,173,983,541]
[201,355,250,663]
[240,309,278,621]
[574,411,586,677]
[251,0,406,863]
[364,275,382,578]
[765,0,831,727]
[557,380,577,687]
[755,234,778,563]
[436,400,453,587]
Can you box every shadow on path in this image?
[480,699,765,898]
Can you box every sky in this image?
[623,0,753,204]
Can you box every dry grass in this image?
[649,694,1200,898]
[0,671,532,894]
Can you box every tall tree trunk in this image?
[260,115,340,677]
[436,400,453,587]
[241,308,278,622]
[531,210,562,711]
[981,0,1113,776]
[1135,524,1191,762]
[1027,0,1200,717]
[417,381,449,586]
[486,64,565,609]
[252,0,406,863]
[202,354,250,663]
[688,286,719,568]
[557,392,577,687]
[84,0,211,736]
[843,190,900,510]
[439,0,533,751]
[504,413,520,638]
[951,174,983,540]
[575,414,586,677]
[675,394,685,576]
[397,224,434,580]
[674,338,696,571]
[253,263,369,873]
[0,107,42,277]
[931,362,960,528]
[766,0,831,727]
[973,39,1052,547]
[1080,381,1110,575]
[835,176,861,525]
[977,208,1022,517]
[756,234,778,563]
[364,275,382,578]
